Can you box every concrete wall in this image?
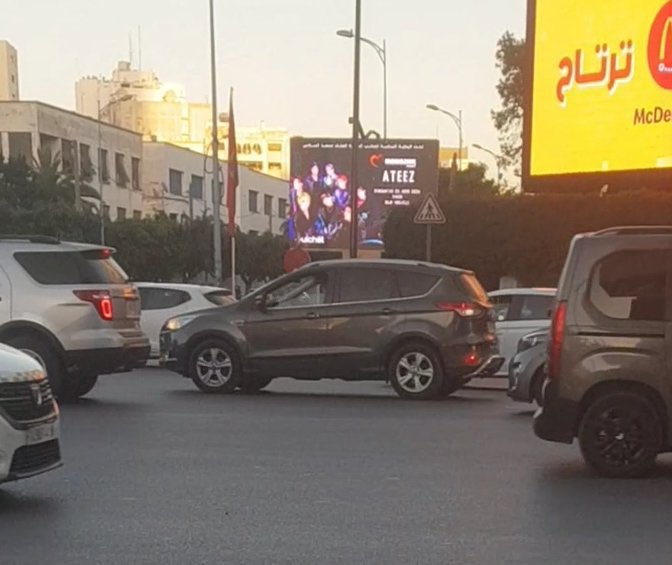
[0,41,19,101]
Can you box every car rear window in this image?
[518,294,554,320]
[589,250,667,321]
[204,290,234,306]
[14,250,128,285]
[397,272,440,298]
[460,274,489,304]
[139,288,191,310]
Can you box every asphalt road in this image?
[2,370,672,565]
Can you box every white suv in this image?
[0,236,150,400]
[0,343,62,484]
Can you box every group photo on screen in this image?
[287,161,372,249]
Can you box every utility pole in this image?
[349,0,362,259]
[209,0,222,283]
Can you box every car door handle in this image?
[381,308,394,315]
[305,312,319,320]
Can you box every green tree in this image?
[439,163,499,197]
[492,32,526,173]
[236,231,287,293]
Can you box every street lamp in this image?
[337,29,387,138]
[472,143,503,187]
[426,104,463,171]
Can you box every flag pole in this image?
[226,87,239,298]
[231,231,236,298]
[209,0,222,284]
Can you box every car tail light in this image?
[463,351,481,367]
[436,302,483,318]
[73,290,114,321]
[548,301,567,380]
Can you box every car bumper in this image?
[0,415,62,484]
[159,331,187,375]
[533,380,578,444]
[65,341,150,375]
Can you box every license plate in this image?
[26,423,56,445]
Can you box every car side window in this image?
[491,295,513,322]
[397,272,440,298]
[336,268,398,303]
[267,275,328,309]
[519,295,554,321]
[589,250,668,322]
[140,288,191,311]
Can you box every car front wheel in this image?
[189,340,241,394]
[578,391,663,478]
[389,343,444,400]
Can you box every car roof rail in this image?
[0,234,61,244]
[594,226,672,237]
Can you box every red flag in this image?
[226,88,238,237]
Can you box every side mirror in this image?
[256,294,278,310]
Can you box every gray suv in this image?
[535,226,672,477]
[0,236,150,400]
[161,260,503,400]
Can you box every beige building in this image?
[76,61,290,180]
[0,41,19,101]
[0,101,144,221]
[142,141,288,235]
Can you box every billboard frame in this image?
[523,0,671,193]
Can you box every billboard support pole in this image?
[209,0,222,283]
[426,224,432,262]
[349,0,362,259]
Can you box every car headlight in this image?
[517,333,548,353]
[164,314,198,332]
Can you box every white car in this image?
[0,343,62,484]
[488,288,556,376]
[137,283,234,357]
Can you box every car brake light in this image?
[548,301,567,380]
[436,302,483,317]
[74,290,114,321]
[464,352,480,367]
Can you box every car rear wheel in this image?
[240,375,273,394]
[7,335,66,399]
[532,367,546,406]
[389,343,444,400]
[189,340,240,394]
[578,391,663,478]
[73,374,98,398]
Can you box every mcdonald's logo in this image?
[648,2,672,89]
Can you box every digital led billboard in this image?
[288,138,439,248]
[524,0,672,190]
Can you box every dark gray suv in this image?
[160,260,502,400]
[535,227,672,477]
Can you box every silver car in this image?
[507,330,547,405]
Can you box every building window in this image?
[80,144,94,182]
[264,195,273,216]
[278,198,287,219]
[103,204,110,218]
[131,157,141,191]
[244,162,263,171]
[169,169,183,195]
[190,175,204,200]
[249,190,259,213]
[116,207,127,221]
[115,152,129,188]
[249,230,259,236]
[99,149,110,183]
[169,213,178,222]
[61,140,76,175]
[10,74,15,84]
[133,210,142,220]
[268,143,283,152]
[268,162,283,171]
[8,132,32,162]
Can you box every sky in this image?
[1,0,526,177]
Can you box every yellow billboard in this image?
[528,0,672,177]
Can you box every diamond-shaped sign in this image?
[414,193,446,224]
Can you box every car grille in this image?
[0,380,55,422]
[10,439,61,476]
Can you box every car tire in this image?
[578,391,663,479]
[389,342,444,400]
[240,375,273,394]
[189,339,241,394]
[532,367,546,406]
[73,374,98,399]
[7,335,66,398]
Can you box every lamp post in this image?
[426,104,463,171]
[472,143,503,187]
[347,0,363,259]
[337,29,387,138]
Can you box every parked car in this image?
[507,330,548,405]
[488,288,555,376]
[535,226,672,478]
[0,343,62,485]
[137,283,234,357]
[160,259,503,400]
[0,235,150,400]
